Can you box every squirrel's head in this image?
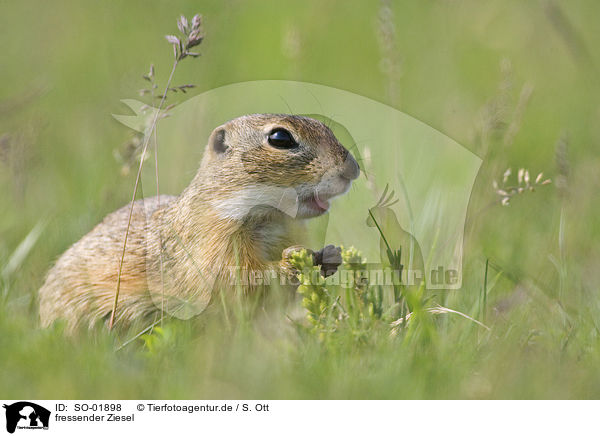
[199,114,360,220]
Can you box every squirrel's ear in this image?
[209,128,228,154]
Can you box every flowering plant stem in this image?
[108,60,179,331]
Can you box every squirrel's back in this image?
[39,195,176,330]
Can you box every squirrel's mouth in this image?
[297,192,331,217]
[311,193,330,211]
[295,175,353,219]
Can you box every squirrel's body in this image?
[39,114,359,331]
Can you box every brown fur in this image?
[39,114,359,332]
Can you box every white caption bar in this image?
[0,400,597,436]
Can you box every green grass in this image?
[2,0,600,399]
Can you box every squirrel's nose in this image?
[341,153,360,181]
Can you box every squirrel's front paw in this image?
[280,245,312,278]
[312,245,342,277]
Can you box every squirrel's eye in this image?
[267,129,298,149]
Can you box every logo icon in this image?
[3,402,50,434]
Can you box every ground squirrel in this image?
[39,114,360,331]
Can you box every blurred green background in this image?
[1,0,599,399]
